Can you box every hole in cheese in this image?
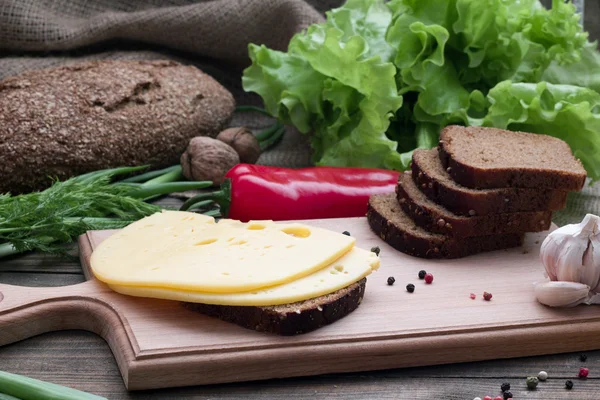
[229,239,247,246]
[334,265,344,272]
[247,223,266,230]
[222,272,229,276]
[286,244,295,248]
[194,238,217,246]
[281,226,311,238]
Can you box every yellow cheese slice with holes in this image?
[107,247,379,306]
[90,211,356,293]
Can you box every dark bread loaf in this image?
[0,60,235,194]
[439,125,587,190]
[412,148,568,216]
[183,279,366,335]
[396,172,552,238]
[367,193,523,259]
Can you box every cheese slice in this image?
[90,211,356,293]
[107,247,379,306]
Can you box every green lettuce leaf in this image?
[482,81,600,180]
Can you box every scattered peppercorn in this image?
[473,397,482,400]
[387,276,395,286]
[580,354,588,362]
[494,396,503,400]
[470,293,476,300]
[526,376,539,390]
[418,270,427,279]
[502,392,512,400]
[483,291,493,301]
[424,273,434,284]
[500,382,510,392]
[538,371,548,381]
[370,246,380,256]
[342,231,351,236]
[483,396,492,400]
[406,283,415,293]
[565,380,574,389]
[579,367,589,378]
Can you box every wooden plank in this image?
[0,247,82,274]
[0,331,599,399]
[0,272,84,287]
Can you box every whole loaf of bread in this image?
[0,60,236,194]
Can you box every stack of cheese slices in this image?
[90,211,379,335]
[367,125,587,259]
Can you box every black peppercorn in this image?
[371,246,380,256]
[406,283,415,293]
[342,231,351,236]
[418,270,427,279]
[565,380,574,389]
[501,382,510,392]
[503,391,513,400]
[387,276,395,286]
[580,354,588,362]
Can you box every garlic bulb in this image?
[535,214,600,307]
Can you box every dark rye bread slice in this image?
[412,148,568,216]
[182,279,365,335]
[397,172,552,238]
[367,193,523,259]
[439,125,587,190]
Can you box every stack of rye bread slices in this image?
[367,125,587,259]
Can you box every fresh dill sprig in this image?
[0,166,211,258]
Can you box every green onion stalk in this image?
[0,370,107,400]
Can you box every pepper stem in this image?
[179,180,232,217]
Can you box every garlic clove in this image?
[540,237,558,281]
[583,238,600,292]
[534,281,590,308]
[555,239,588,282]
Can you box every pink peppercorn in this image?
[484,396,492,400]
[579,367,589,378]
[470,293,476,300]
[483,291,493,301]
[494,396,503,400]
[424,273,434,284]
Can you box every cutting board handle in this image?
[0,281,109,347]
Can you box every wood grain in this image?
[2,217,600,391]
[1,331,599,399]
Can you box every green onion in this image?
[120,165,181,183]
[0,370,107,400]
[140,166,184,186]
[130,181,212,201]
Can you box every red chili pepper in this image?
[180,164,400,221]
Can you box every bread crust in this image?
[412,148,568,216]
[397,173,552,238]
[182,279,366,335]
[439,126,586,190]
[367,194,523,259]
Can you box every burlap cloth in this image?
[0,0,597,225]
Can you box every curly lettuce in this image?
[243,0,600,180]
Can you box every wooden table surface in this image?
[1,197,600,400]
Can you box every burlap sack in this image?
[0,0,598,224]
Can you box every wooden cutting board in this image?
[2,217,600,391]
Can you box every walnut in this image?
[216,127,261,164]
[180,137,239,185]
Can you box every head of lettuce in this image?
[242,0,600,182]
